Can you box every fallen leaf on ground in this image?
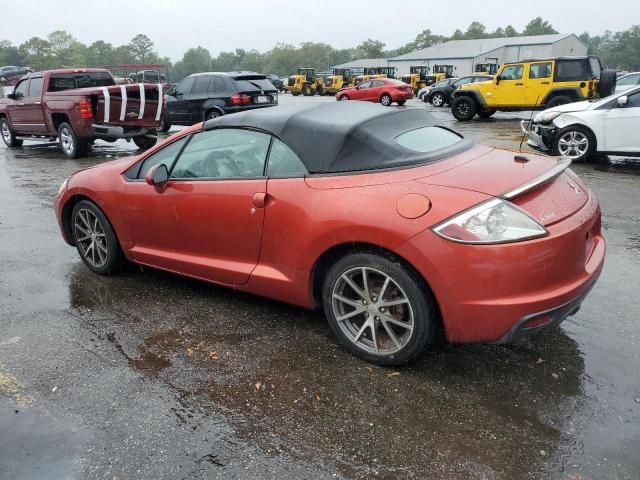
[387,372,401,378]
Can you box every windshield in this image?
[48,72,115,91]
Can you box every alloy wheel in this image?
[332,267,414,355]
[1,121,11,144]
[557,131,589,159]
[381,95,392,106]
[456,102,470,116]
[59,126,74,155]
[432,93,444,107]
[74,208,108,268]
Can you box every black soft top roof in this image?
[204,102,473,174]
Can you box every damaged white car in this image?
[522,85,640,162]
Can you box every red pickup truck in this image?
[0,69,163,158]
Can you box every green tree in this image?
[18,37,52,70]
[355,38,386,58]
[128,34,155,62]
[47,30,75,66]
[173,46,212,79]
[522,17,557,36]
[86,41,115,67]
[412,29,447,49]
[464,22,487,39]
[504,25,519,37]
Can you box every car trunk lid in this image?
[93,83,163,126]
[416,149,588,226]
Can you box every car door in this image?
[19,76,47,134]
[353,81,371,101]
[525,62,553,104]
[5,79,30,133]
[603,90,640,152]
[369,80,385,101]
[122,128,270,286]
[491,64,525,106]
[189,75,211,122]
[165,77,195,125]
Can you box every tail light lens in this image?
[79,99,93,119]
[230,93,252,106]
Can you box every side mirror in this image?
[145,163,169,189]
[6,93,16,99]
[617,96,628,107]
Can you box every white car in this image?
[523,85,640,161]
[615,72,640,93]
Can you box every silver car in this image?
[615,72,640,94]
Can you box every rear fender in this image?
[542,87,584,105]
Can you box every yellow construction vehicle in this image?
[285,68,324,96]
[323,68,355,94]
[401,66,430,94]
[353,67,389,85]
[424,64,456,86]
[376,66,397,79]
[474,63,499,75]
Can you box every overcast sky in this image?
[3,0,638,60]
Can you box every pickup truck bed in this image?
[0,68,162,158]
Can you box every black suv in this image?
[426,74,494,107]
[161,71,277,131]
[265,74,285,92]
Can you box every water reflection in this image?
[68,264,587,479]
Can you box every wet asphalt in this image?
[0,95,638,480]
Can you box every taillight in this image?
[230,93,251,106]
[79,99,93,119]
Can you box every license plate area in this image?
[255,96,270,104]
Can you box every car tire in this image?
[451,96,477,121]
[132,132,158,150]
[58,122,89,159]
[71,200,122,276]
[546,95,573,108]
[322,252,435,366]
[302,84,313,96]
[552,125,596,162]
[380,94,392,106]
[431,92,445,107]
[338,94,349,101]
[159,113,171,132]
[477,109,496,118]
[0,117,23,147]
[599,69,617,98]
[397,100,406,106]
[206,109,221,120]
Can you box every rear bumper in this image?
[91,124,156,140]
[397,190,605,343]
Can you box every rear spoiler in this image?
[500,157,572,200]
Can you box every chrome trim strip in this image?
[500,157,572,200]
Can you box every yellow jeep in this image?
[450,56,617,121]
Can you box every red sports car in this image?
[336,78,414,106]
[54,103,605,365]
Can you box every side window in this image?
[454,78,472,87]
[28,77,43,97]
[171,129,270,180]
[174,77,195,96]
[626,91,640,108]
[529,63,552,79]
[500,65,523,80]
[133,136,189,180]
[359,81,372,89]
[192,76,211,96]
[14,79,28,97]
[213,76,226,93]
[267,138,307,177]
[371,80,384,87]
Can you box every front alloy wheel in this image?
[72,200,122,275]
[553,127,594,161]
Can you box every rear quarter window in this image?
[395,127,463,153]
[233,78,275,92]
[48,72,115,91]
[555,60,593,82]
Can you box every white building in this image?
[330,58,390,75]
[387,34,587,76]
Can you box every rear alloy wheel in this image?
[58,122,89,159]
[323,253,434,365]
[451,97,477,121]
[380,94,392,106]
[206,110,221,120]
[552,125,595,162]
[431,92,445,107]
[339,94,349,101]
[132,131,158,150]
[72,200,122,275]
[0,117,23,147]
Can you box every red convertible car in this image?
[336,78,414,106]
[54,103,605,365]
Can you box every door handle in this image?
[515,83,524,86]
[18,103,25,106]
[252,192,268,208]
[541,81,550,85]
